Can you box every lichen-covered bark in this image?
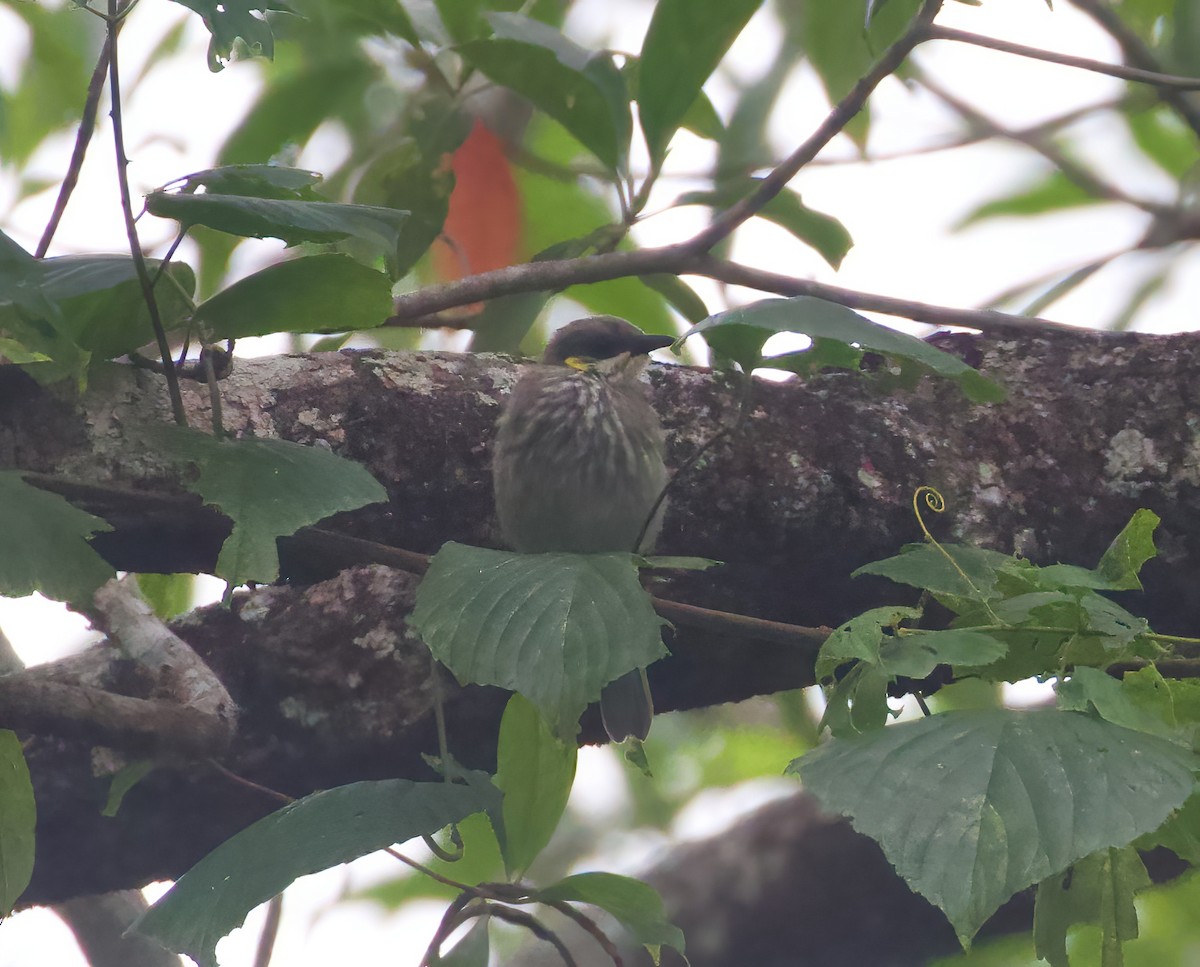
[4,328,1200,951]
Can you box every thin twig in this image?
[916,69,1168,214]
[687,0,945,253]
[207,760,295,805]
[1070,0,1200,138]
[924,23,1200,91]
[545,901,623,967]
[106,0,186,425]
[37,29,118,257]
[485,905,579,967]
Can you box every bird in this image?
[492,315,674,742]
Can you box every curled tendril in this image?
[913,486,945,541]
[911,486,1004,625]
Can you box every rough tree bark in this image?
[3,326,1198,963]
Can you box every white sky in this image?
[0,0,1183,964]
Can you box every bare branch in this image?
[924,23,1200,91]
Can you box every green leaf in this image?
[854,543,1016,602]
[192,255,392,339]
[815,605,921,683]
[820,661,892,737]
[636,0,762,164]
[134,778,498,967]
[0,730,35,916]
[683,297,1005,403]
[495,694,576,876]
[536,872,686,954]
[168,0,285,70]
[1126,104,1198,179]
[0,472,114,603]
[676,179,853,268]
[134,573,195,620]
[410,544,668,739]
[1033,847,1149,967]
[144,191,409,263]
[790,709,1199,945]
[0,254,197,359]
[638,274,710,323]
[957,169,1102,228]
[803,0,922,148]
[102,760,156,818]
[163,164,325,199]
[880,629,1008,679]
[1097,509,1159,591]
[460,14,632,173]
[1057,666,1175,738]
[154,429,387,585]
[433,917,490,967]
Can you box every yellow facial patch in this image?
[564,356,595,372]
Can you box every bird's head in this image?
[543,316,674,379]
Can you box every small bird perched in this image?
[492,315,674,741]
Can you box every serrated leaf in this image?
[495,694,576,876]
[0,471,114,603]
[815,606,921,682]
[133,778,498,967]
[536,872,686,953]
[0,730,35,915]
[1033,847,1149,967]
[676,179,853,268]
[636,0,762,164]
[192,254,392,339]
[790,709,1199,945]
[1057,666,1175,738]
[880,629,1007,679]
[683,297,1004,403]
[1097,509,1159,591]
[154,428,386,586]
[820,661,892,737]
[460,14,631,174]
[855,543,1016,601]
[410,544,668,739]
[144,191,409,263]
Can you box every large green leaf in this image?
[684,297,1005,403]
[495,694,576,876]
[410,543,668,739]
[459,14,631,174]
[0,730,35,916]
[134,778,498,967]
[155,429,387,585]
[0,471,114,604]
[636,0,762,164]
[536,872,685,954]
[144,191,409,264]
[192,254,392,339]
[791,709,1199,945]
